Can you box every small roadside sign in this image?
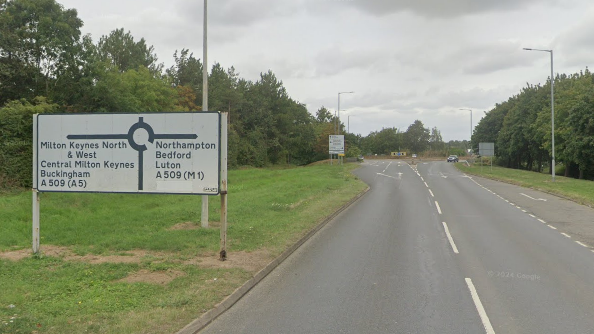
[329,135,344,154]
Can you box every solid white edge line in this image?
[435,201,442,214]
[442,222,459,254]
[575,241,588,248]
[428,189,435,197]
[465,278,496,334]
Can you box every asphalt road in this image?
[200,160,594,334]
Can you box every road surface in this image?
[200,160,594,333]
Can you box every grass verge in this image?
[456,163,594,207]
[0,163,366,333]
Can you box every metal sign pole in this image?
[220,112,228,260]
[32,115,40,254]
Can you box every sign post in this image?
[479,142,495,172]
[329,135,345,165]
[219,112,228,260]
[32,112,222,254]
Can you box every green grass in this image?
[456,163,594,207]
[0,164,366,333]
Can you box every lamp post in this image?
[524,47,555,182]
[201,0,209,227]
[348,114,353,134]
[337,91,354,134]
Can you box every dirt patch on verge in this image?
[117,269,186,285]
[168,221,200,231]
[187,249,273,273]
[0,245,149,264]
[0,245,274,273]
[168,221,222,230]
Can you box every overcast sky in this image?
[59,0,594,141]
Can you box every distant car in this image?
[447,155,459,163]
[412,154,417,158]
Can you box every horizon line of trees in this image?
[471,67,594,180]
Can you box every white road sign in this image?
[329,135,345,154]
[34,112,220,194]
[479,142,495,157]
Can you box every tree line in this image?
[1,0,455,188]
[472,68,594,180]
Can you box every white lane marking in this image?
[548,225,557,230]
[382,162,392,173]
[538,219,546,224]
[510,203,515,206]
[440,172,448,178]
[376,172,400,180]
[521,209,526,212]
[561,233,571,238]
[442,222,459,254]
[465,278,496,334]
[529,214,536,218]
[424,182,429,188]
[429,189,435,197]
[520,193,547,201]
[420,177,425,182]
[575,241,589,248]
[435,201,442,214]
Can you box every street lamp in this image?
[337,91,354,134]
[459,108,472,141]
[347,114,355,134]
[201,0,209,227]
[524,47,555,182]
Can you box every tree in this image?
[429,126,444,152]
[404,120,430,153]
[0,97,58,187]
[316,106,333,123]
[97,28,162,74]
[83,66,177,113]
[0,0,83,104]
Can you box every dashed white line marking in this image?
[428,189,435,197]
[548,225,557,230]
[465,278,496,334]
[510,203,515,206]
[521,209,527,212]
[424,182,429,188]
[575,241,589,248]
[520,193,547,201]
[561,233,571,238]
[435,201,442,215]
[420,177,425,182]
[442,222,459,254]
[529,214,536,218]
[538,219,546,224]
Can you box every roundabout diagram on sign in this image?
[67,117,198,190]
